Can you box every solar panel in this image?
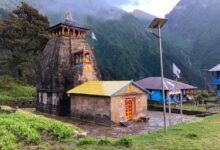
[149,18,168,29]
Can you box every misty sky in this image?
[105,0,181,17]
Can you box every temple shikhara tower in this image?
[36,12,100,115]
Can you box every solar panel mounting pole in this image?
[148,18,168,135]
[159,24,167,135]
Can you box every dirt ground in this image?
[23,108,197,138]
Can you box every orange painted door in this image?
[125,98,133,120]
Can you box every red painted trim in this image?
[125,97,136,120]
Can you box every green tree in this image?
[0,2,49,84]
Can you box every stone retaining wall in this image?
[0,100,35,108]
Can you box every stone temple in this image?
[36,12,100,115]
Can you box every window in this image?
[74,50,92,65]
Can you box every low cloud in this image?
[104,0,142,6]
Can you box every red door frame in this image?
[125,97,136,120]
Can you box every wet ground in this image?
[73,111,197,138]
[23,108,197,138]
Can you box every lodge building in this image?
[209,64,220,97]
[136,77,197,103]
[67,81,148,126]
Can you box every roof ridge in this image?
[67,80,133,96]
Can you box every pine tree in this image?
[0,2,49,84]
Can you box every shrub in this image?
[195,94,203,100]
[116,136,133,148]
[9,123,41,143]
[0,75,15,90]
[201,93,209,98]
[78,137,97,146]
[195,91,211,100]
[0,133,17,150]
[186,133,198,139]
[0,75,36,101]
[98,138,112,146]
[0,95,14,101]
[0,126,17,150]
[49,123,74,140]
[0,105,14,112]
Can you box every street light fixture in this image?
[148,17,168,135]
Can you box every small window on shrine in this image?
[74,51,92,65]
[75,30,79,37]
[64,28,68,35]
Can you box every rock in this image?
[75,132,88,139]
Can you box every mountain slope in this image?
[164,0,220,88]
[131,9,155,24]
[0,0,203,87]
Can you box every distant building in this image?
[67,81,147,126]
[209,64,220,97]
[136,77,197,103]
[36,12,100,115]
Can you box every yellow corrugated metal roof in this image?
[67,81,132,96]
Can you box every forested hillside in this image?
[0,0,204,87]
[164,0,220,88]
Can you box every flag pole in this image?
[168,92,172,126]
[173,63,182,123]
[175,76,183,123]
[180,90,183,123]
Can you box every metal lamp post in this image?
[148,18,168,135]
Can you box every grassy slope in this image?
[0,76,36,101]
[1,106,220,149]
[0,106,80,150]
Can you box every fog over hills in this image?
[131,9,155,24]
[163,0,220,88]
[0,0,208,88]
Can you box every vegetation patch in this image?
[0,106,79,150]
[0,76,36,101]
[115,136,133,148]
[2,106,220,149]
[0,105,14,112]
[195,91,214,101]
[148,101,207,113]
[98,138,113,146]
[186,133,199,139]
[78,137,97,146]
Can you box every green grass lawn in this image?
[0,76,35,101]
[2,105,220,150]
[149,102,207,113]
[78,114,220,150]
[182,104,207,112]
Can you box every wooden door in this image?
[125,98,133,120]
